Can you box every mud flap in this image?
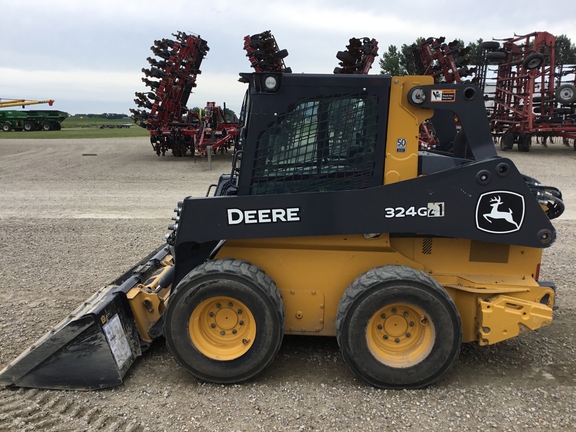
[0,245,172,390]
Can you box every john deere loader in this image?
[0,40,564,390]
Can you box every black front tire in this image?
[164,259,285,384]
[336,265,461,389]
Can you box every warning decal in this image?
[431,89,456,102]
[103,314,132,369]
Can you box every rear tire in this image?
[23,121,35,131]
[164,259,285,384]
[336,265,461,389]
[2,122,11,132]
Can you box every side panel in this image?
[214,234,549,342]
[215,234,421,336]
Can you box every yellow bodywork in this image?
[126,254,173,343]
[213,235,553,344]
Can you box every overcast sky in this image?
[2,0,576,116]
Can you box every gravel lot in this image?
[0,137,575,431]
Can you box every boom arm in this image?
[0,99,55,108]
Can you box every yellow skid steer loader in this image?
[0,38,564,390]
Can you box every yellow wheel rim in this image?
[189,296,256,361]
[366,303,435,368]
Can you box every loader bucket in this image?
[0,245,172,390]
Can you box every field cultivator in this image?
[243,31,291,73]
[412,37,478,152]
[131,32,238,157]
[413,37,476,84]
[334,37,379,74]
[480,32,576,151]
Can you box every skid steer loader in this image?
[0,71,564,390]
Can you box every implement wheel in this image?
[518,133,532,152]
[501,132,515,150]
[336,265,461,389]
[523,52,544,70]
[556,84,576,105]
[164,259,285,384]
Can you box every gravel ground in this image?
[0,137,575,431]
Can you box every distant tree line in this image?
[74,113,130,119]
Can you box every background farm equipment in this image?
[1,109,68,132]
[479,32,576,151]
[1,99,67,132]
[243,30,291,73]
[0,98,55,109]
[131,32,239,157]
[193,102,239,156]
[334,37,379,74]
[411,37,478,152]
[412,37,476,84]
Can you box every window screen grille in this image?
[250,94,379,195]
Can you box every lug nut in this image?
[383,335,388,340]
[211,323,216,328]
[391,308,397,314]
[381,314,386,319]
[395,338,400,343]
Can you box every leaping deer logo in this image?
[483,196,519,229]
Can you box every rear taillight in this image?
[535,263,541,281]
